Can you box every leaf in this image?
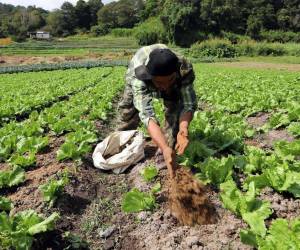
[0,210,59,250]
[57,141,80,161]
[288,122,300,137]
[220,180,271,237]
[242,200,272,237]
[16,136,49,154]
[0,211,12,231]
[257,218,300,250]
[140,165,158,182]
[240,229,258,247]
[196,156,233,186]
[274,140,300,162]
[8,153,36,168]
[28,212,60,235]
[0,196,13,211]
[220,179,242,214]
[39,173,69,206]
[14,210,43,232]
[151,182,161,194]
[0,166,25,189]
[122,188,156,213]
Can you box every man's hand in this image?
[162,146,176,179]
[175,129,189,155]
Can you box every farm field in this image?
[0,63,299,249]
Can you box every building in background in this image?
[28,31,51,40]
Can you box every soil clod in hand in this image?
[168,167,218,226]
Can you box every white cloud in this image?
[0,0,113,10]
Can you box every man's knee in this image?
[117,112,140,131]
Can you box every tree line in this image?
[0,0,299,45]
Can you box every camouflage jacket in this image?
[125,44,197,127]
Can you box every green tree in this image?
[46,10,64,36]
[97,2,118,28]
[87,0,104,26]
[161,0,201,47]
[200,0,249,34]
[75,0,91,30]
[282,0,300,31]
[140,0,162,20]
[97,0,143,29]
[61,2,77,35]
[28,9,45,31]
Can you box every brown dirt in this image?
[246,112,270,129]
[245,129,294,149]
[245,112,295,149]
[0,51,133,66]
[0,55,83,66]
[215,61,300,72]
[168,167,218,226]
[259,187,300,222]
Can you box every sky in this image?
[0,0,113,10]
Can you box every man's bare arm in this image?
[147,119,176,178]
[176,111,193,155]
[147,119,169,150]
[179,111,193,133]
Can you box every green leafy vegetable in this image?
[0,196,13,211]
[8,153,36,168]
[220,180,272,237]
[241,218,300,249]
[39,172,69,207]
[195,156,234,185]
[122,188,156,213]
[140,165,158,182]
[0,166,25,189]
[0,210,59,250]
[151,182,161,194]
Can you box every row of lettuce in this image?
[0,66,125,249]
[0,60,128,75]
[182,108,300,248]
[120,64,300,249]
[0,66,124,181]
[186,65,300,248]
[0,67,113,125]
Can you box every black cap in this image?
[135,48,179,81]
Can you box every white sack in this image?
[92,130,145,174]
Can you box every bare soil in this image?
[0,51,133,66]
[245,112,295,149]
[215,61,300,72]
[246,112,270,129]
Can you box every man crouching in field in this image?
[118,44,197,177]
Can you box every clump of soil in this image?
[168,167,218,226]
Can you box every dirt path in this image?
[214,61,300,72]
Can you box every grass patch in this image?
[238,56,300,64]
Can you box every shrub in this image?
[189,39,236,58]
[221,31,252,44]
[111,28,134,37]
[134,17,167,46]
[235,40,256,56]
[260,30,300,43]
[91,24,110,36]
[255,43,286,56]
[236,41,287,56]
